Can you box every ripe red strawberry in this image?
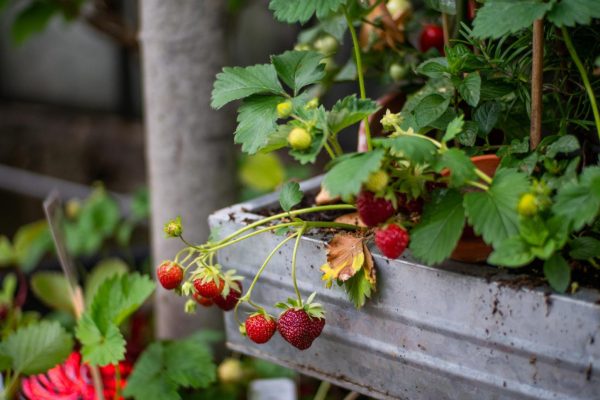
[157,261,184,290]
[397,193,424,215]
[276,293,325,350]
[420,24,444,54]
[375,223,410,259]
[193,291,214,307]
[356,191,395,227]
[214,282,242,311]
[245,313,277,344]
[193,277,224,299]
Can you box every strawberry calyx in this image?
[275,292,325,320]
[219,269,244,298]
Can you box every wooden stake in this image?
[530,19,544,149]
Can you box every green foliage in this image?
[211,65,284,109]
[374,136,437,164]
[322,150,384,197]
[488,236,536,267]
[473,102,501,137]
[456,72,481,107]
[279,182,304,211]
[543,254,570,293]
[271,51,325,95]
[343,268,373,308]
[414,94,451,128]
[570,237,600,260]
[0,221,53,272]
[123,333,217,400]
[472,0,553,39]
[553,167,600,231]
[234,95,282,154]
[328,95,378,134]
[441,115,464,143]
[11,1,60,44]
[435,149,477,187]
[269,0,347,24]
[76,273,154,366]
[1,320,72,375]
[410,189,465,265]
[546,0,600,27]
[84,258,129,306]
[464,169,529,247]
[30,272,73,314]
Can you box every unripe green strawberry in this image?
[276,100,293,118]
[305,98,319,110]
[218,358,245,384]
[314,35,338,56]
[288,127,312,150]
[389,63,408,81]
[517,193,538,216]
[365,170,389,193]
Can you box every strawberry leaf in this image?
[123,343,180,400]
[76,316,126,366]
[414,94,450,128]
[322,150,384,197]
[434,149,477,188]
[553,166,600,231]
[235,95,283,154]
[543,254,571,293]
[211,64,284,109]
[327,95,379,134]
[373,136,437,164]
[464,169,529,247]
[547,0,600,27]
[343,268,374,309]
[269,0,347,24]
[472,0,553,39]
[279,182,304,212]
[409,189,465,265]
[271,50,325,95]
[488,236,535,267]
[569,237,600,260]
[320,233,372,286]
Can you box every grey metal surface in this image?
[209,176,600,400]
[248,378,297,400]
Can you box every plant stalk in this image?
[313,381,332,400]
[291,224,307,306]
[561,26,600,141]
[345,9,373,151]
[530,19,544,149]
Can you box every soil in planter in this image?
[250,190,600,293]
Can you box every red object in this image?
[375,224,410,259]
[396,193,424,215]
[193,277,225,299]
[193,291,214,307]
[468,0,477,20]
[419,24,444,54]
[213,282,242,311]
[245,314,277,344]
[277,309,325,350]
[356,191,396,227]
[21,352,131,400]
[157,261,184,290]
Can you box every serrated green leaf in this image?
[519,216,549,247]
[269,0,347,23]
[545,135,579,158]
[322,150,384,197]
[344,268,373,308]
[31,272,73,314]
[473,101,501,136]
[472,0,553,39]
[271,51,325,95]
[544,254,570,292]
[84,258,128,306]
[414,94,451,128]
[570,237,600,260]
[464,169,529,247]
[327,95,378,134]
[77,315,126,366]
[435,149,477,187]
[211,64,284,109]
[4,321,73,375]
[373,136,438,164]
[234,95,282,154]
[458,72,481,107]
[123,343,180,400]
[279,182,304,211]
[488,236,535,267]
[547,0,600,27]
[13,220,52,272]
[553,167,600,231]
[457,121,478,146]
[442,115,464,143]
[165,335,216,388]
[409,189,465,265]
[416,58,449,79]
[12,1,59,44]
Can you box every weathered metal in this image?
[209,176,600,400]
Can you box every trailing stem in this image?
[291,224,308,306]
[561,26,600,141]
[345,9,373,151]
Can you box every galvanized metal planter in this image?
[209,176,600,400]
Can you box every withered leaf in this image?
[320,233,375,288]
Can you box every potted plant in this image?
[159,1,600,398]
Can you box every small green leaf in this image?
[12,1,59,44]
[322,150,384,197]
[414,94,451,128]
[373,136,437,164]
[569,237,600,260]
[13,220,52,272]
[271,50,325,95]
[457,72,481,107]
[547,0,600,27]
[473,102,501,136]
[488,236,535,267]
[553,167,600,231]
[123,343,180,400]
[344,268,373,309]
[211,64,284,109]
[464,169,529,247]
[435,149,477,187]
[3,320,73,375]
[416,58,449,79]
[410,189,465,265]
[84,258,129,306]
[31,272,74,314]
[543,254,570,293]
[327,95,378,134]
[77,315,126,366]
[269,0,347,23]
[234,95,282,154]
[545,135,580,158]
[472,0,553,39]
[279,182,304,212]
[442,115,464,143]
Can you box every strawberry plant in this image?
[161,0,600,354]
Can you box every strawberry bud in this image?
[276,100,293,118]
[517,193,538,216]
[163,216,183,238]
[365,170,389,193]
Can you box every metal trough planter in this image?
[208,176,600,400]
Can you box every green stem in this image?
[466,180,489,191]
[215,205,356,246]
[474,169,493,185]
[313,381,332,400]
[345,9,372,151]
[291,224,307,306]
[329,136,344,156]
[561,26,600,141]
[323,142,336,159]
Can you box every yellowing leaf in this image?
[320,233,374,287]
